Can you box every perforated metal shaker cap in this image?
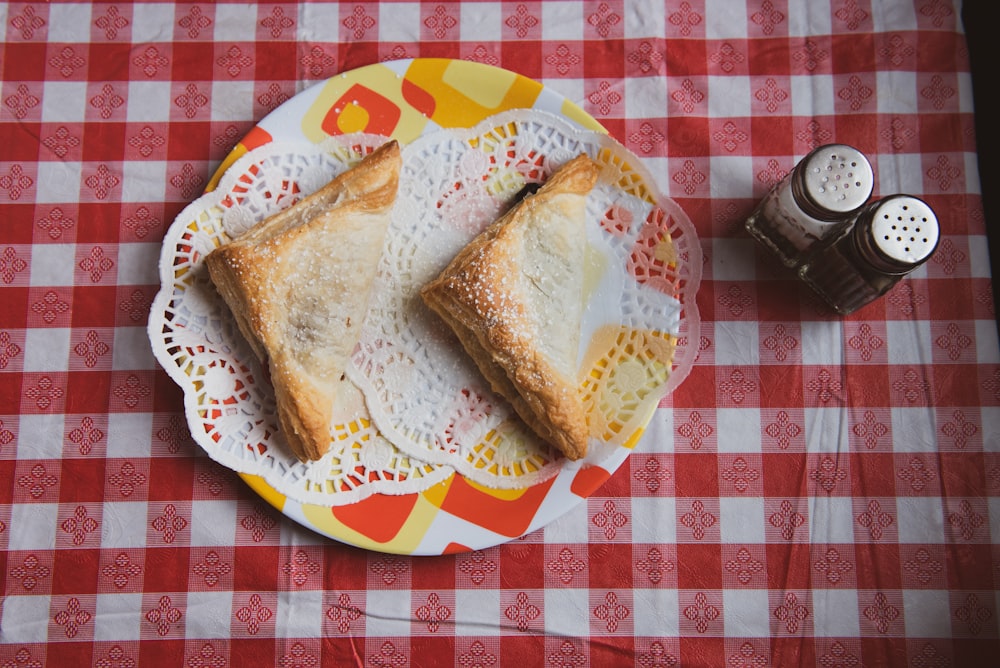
[798,144,874,216]
[868,195,939,265]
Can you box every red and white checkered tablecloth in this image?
[2,1,998,666]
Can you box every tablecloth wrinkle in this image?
[1,1,998,666]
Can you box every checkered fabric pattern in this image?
[2,1,998,666]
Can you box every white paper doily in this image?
[351,109,699,488]
[148,133,455,507]
[149,110,702,505]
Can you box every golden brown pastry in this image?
[205,141,400,461]
[420,153,599,460]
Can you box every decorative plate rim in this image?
[148,58,702,554]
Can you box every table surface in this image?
[2,1,998,666]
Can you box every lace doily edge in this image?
[147,114,704,506]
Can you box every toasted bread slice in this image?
[420,153,599,460]
[205,141,400,461]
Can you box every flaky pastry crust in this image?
[205,141,400,461]
[421,153,599,460]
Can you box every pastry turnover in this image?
[421,153,599,460]
[205,140,400,461]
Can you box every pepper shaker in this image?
[798,194,939,315]
[745,144,874,268]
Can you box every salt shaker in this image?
[745,144,874,268]
[798,194,939,315]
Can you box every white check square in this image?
[976,320,1000,363]
[885,320,932,365]
[30,244,76,287]
[190,499,238,547]
[791,74,834,117]
[876,71,918,114]
[714,322,760,366]
[787,2,832,35]
[707,76,750,118]
[459,3,500,41]
[889,407,937,453]
[112,327,156,370]
[455,589,500,636]
[276,590,323,638]
[704,0,747,38]
[15,414,65,459]
[95,593,143,641]
[126,82,172,123]
[895,497,945,544]
[47,4,93,42]
[969,232,994,278]
[213,4,260,41]
[185,591,233,639]
[107,412,153,458]
[22,327,70,372]
[0,595,51,643]
[34,161,83,205]
[633,588,679,635]
[624,78,667,116]
[871,2,917,31]
[808,496,857,544]
[716,408,761,453]
[800,321,843,365]
[544,588,589,637]
[364,589,412,637]
[120,160,167,204]
[625,1,666,39]
[100,503,149,549]
[811,588,860,637]
[631,497,677,543]
[298,4,341,41]
[7,502,58,550]
[804,409,848,453]
[212,81,257,124]
[903,590,952,637]
[541,2,584,40]
[875,152,925,195]
[709,156,754,199]
[984,408,1000,452]
[720,497,765,543]
[723,589,771,636]
[116,242,161,286]
[131,4,177,43]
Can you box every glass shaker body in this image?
[798,195,940,315]
[745,144,874,268]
